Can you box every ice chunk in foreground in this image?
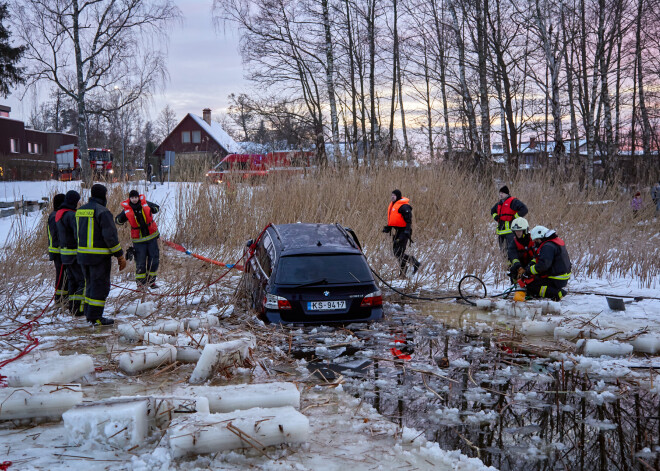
[187,314,220,330]
[176,346,203,363]
[521,320,558,336]
[125,301,156,317]
[63,397,150,448]
[189,336,256,384]
[0,384,83,421]
[177,382,300,413]
[144,332,176,345]
[631,334,660,354]
[2,352,94,387]
[578,339,633,357]
[474,299,492,310]
[118,345,176,374]
[168,406,309,458]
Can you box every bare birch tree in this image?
[12,0,180,185]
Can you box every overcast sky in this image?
[4,0,248,125]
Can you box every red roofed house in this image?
[152,108,242,179]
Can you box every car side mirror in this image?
[246,239,254,248]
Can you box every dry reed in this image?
[0,165,658,318]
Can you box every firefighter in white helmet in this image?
[518,225,572,301]
[507,217,535,283]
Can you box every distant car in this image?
[243,223,383,324]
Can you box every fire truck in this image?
[205,150,314,184]
[55,144,114,181]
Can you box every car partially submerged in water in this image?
[243,223,383,324]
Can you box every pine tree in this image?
[0,2,25,97]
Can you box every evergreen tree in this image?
[0,2,25,97]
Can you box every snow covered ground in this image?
[1,179,659,469]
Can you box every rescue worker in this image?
[490,186,528,254]
[77,184,126,325]
[47,193,67,306]
[115,190,160,289]
[507,217,535,283]
[518,225,572,301]
[383,189,420,276]
[56,190,85,316]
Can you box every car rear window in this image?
[276,254,372,285]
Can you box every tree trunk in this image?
[321,0,341,166]
[476,0,491,158]
[431,0,452,158]
[635,0,651,155]
[447,0,482,161]
[388,0,398,161]
[344,0,359,166]
[368,0,378,163]
[396,43,410,161]
[72,0,91,186]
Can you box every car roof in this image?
[267,223,362,256]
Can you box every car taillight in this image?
[361,290,382,307]
[265,294,292,310]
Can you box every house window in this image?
[34,143,41,154]
[192,130,201,143]
[181,131,191,143]
[27,142,33,153]
[10,138,19,153]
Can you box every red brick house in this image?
[152,109,242,177]
[0,105,78,180]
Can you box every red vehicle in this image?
[55,145,114,181]
[206,150,314,184]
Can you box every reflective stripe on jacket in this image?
[76,197,122,265]
[47,211,60,257]
[387,197,410,228]
[529,236,572,280]
[120,195,159,243]
[495,197,517,235]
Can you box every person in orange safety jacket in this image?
[383,189,420,276]
[115,190,160,289]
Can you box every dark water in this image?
[288,302,660,470]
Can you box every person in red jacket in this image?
[115,190,160,289]
[490,185,528,254]
[383,189,420,276]
[518,225,572,301]
[507,217,535,283]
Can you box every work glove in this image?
[382,226,392,234]
[125,246,135,262]
[509,262,522,279]
[117,255,127,271]
[493,215,500,222]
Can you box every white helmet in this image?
[510,217,529,233]
[530,225,551,241]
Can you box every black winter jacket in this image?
[47,211,60,261]
[490,197,528,232]
[530,234,572,278]
[76,197,123,265]
[56,204,78,264]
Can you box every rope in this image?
[109,224,273,298]
[0,265,64,387]
[162,239,244,271]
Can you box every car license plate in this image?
[308,300,346,311]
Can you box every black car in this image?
[243,223,383,324]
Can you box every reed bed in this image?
[0,164,658,314]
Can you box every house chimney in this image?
[203,108,212,125]
[529,136,536,149]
